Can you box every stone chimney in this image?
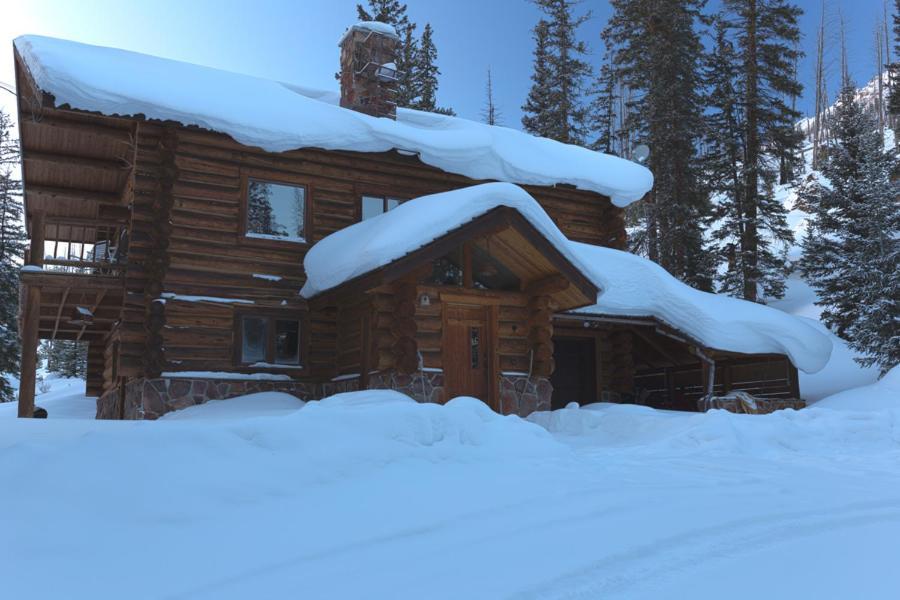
[338,22,401,119]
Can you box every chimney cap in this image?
[338,21,400,46]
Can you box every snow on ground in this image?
[769,275,881,400]
[0,373,95,419]
[814,366,900,411]
[2,383,900,600]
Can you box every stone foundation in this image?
[368,370,445,404]
[97,377,318,420]
[96,370,552,420]
[499,374,552,416]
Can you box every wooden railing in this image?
[38,218,127,276]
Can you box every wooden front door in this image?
[443,303,492,405]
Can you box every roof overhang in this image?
[308,205,599,311]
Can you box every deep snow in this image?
[14,35,652,206]
[2,380,899,600]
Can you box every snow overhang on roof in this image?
[299,183,598,304]
[567,242,833,374]
[13,35,654,206]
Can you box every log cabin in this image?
[11,24,830,419]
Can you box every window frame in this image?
[239,170,313,248]
[358,192,405,222]
[233,309,309,370]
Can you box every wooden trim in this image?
[238,169,313,249]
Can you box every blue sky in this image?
[0,0,889,129]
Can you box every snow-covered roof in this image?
[299,182,831,373]
[568,242,832,374]
[300,182,594,297]
[14,35,653,206]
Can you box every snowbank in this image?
[15,35,653,206]
[569,242,832,373]
[813,366,900,411]
[528,398,900,457]
[161,392,306,420]
[300,182,593,297]
[3,388,900,599]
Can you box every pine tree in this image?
[411,24,445,113]
[41,339,87,379]
[604,0,713,290]
[481,67,502,126]
[718,0,803,302]
[0,109,24,402]
[522,20,556,138]
[522,0,592,145]
[889,0,900,127]
[246,181,276,235]
[588,60,617,154]
[800,84,900,373]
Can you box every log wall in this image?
[135,124,624,384]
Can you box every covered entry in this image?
[302,184,600,415]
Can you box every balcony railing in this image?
[36,219,127,277]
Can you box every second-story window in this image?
[246,178,307,243]
[361,195,402,221]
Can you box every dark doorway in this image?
[551,337,597,409]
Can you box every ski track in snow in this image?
[510,499,900,599]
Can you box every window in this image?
[361,195,403,221]
[421,243,520,291]
[246,178,307,242]
[239,315,303,366]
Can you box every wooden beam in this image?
[51,286,70,340]
[524,274,569,296]
[20,271,123,291]
[17,285,41,418]
[77,288,108,342]
[29,210,45,266]
[23,150,128,173]
[26,184,120,206]
[630,327,686,367]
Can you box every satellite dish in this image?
[633,144,650,164]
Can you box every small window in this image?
[274,319,300,365]
[239,315,303,366]
[361,195,403,221]
[246,179,307,242]
[425,247,464,286]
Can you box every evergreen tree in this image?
[522,0,592,145]
[41,339,87,379]
[604,0,713,290]
[889,0,900,127]
[0,109,24,402]
[246,181,276,235]
[482,67,502,126]
[800,84,900,373]
[718,0,803,301]
[588,60,617,154]
[703,16,793,300]
[522,20,556,139]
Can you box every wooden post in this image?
[17,286,41,418]
[30,211,45,268]
[18,211,45,418]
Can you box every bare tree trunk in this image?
[743,0,760,302]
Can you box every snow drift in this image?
[569,242,832,373]
[14,34,653,206]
